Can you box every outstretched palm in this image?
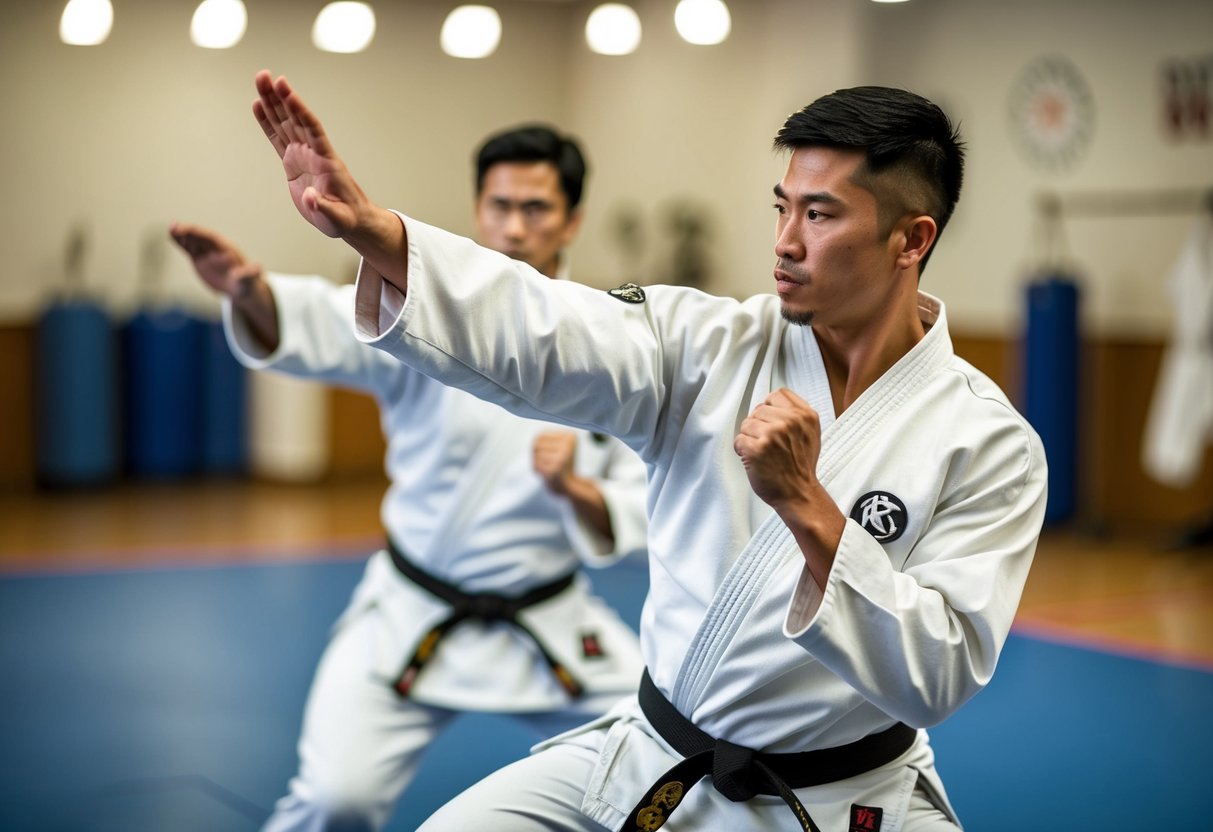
[254,70,366,239]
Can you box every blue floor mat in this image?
[1,557,1208,830]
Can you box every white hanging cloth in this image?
[1142,212,1213,487]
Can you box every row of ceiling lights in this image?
[61,0,730,56]
[60,0,910,57]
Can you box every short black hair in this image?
[474,124,588,212]
[773,86,965,273]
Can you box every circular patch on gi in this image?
[607,282,646,303]
[849,491,908,544]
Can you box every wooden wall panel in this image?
[0,324,35,491]
[327,388,388,482]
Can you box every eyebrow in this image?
[488,196,556,209]
[773,184,842,206]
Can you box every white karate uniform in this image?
[350,216,1049,832]
[1143,215,1213,488]
[225,274,649,831]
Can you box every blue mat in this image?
[1,557,1208,830]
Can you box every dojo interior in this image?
[1,1,1211,830]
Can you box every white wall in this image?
[0,0,574,321]
[3,0,1210,340]
[861,0,1213,337]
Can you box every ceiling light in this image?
[586,3,641,56]
[312,1,376,54]
[440,5,502,59]
[59,0,113,46]
[190,0,247,49]
[674,0,730,46]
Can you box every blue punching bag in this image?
[1023,274,1081,524]
[34,299,120,487]
[121,307,205,478]
[34,224,120,488]
[199,318,247,475]
[121,231,207,478]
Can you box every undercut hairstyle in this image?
[474,124,588,213]
[773,86,965,273]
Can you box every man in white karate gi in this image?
[171,122,649,832]
[248,70,1049,831]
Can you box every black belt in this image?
[387,538,584,698]
[622,670,917,832]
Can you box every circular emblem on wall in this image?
[1008,55,1096,171]
[850,491,908,544]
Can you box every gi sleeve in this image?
[226,273,413,397]
[352,213,674,456]
[784,416,1048,729]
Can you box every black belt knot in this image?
[711,739,759,802]
[622,669,918,832]
[458,592,514,622]
[386,538,584,698]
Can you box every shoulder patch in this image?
[607,282,646,304]
[849,491,908,544]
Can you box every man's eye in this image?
[806,209,823,221]
[772,203,786,214]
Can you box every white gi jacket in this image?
[352,217,1049,829]
[225,274,648,712]
[1143,216,1213,487]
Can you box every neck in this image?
[813,287,924,415]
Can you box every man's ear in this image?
[561,207,585,247]
[895,215,938,271]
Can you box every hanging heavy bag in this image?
[121,228,205,478]
[34,223,120,488]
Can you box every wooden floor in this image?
[1,474,1211,668]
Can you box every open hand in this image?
[252,70,370,239]
[168,222,262,298]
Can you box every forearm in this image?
[345,206,408,293]
[229,274,280,353]
[557,476,615,547]
[777,488,846,592]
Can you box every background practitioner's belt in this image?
[622,669,917,832]
[387,538,584,698]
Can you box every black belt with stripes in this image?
[622,669,917,832]
[386,538,584,698]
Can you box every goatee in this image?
[780,306,814,327]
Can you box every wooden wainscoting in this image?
[0,324,36,491]
[952,330,1213,536]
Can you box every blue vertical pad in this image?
[34,300,120,487]
[1023,276,1080,524]
[121,309,205,478]
[200,320,248,476]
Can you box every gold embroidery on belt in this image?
[634,781,684,831]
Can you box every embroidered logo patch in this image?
[608,282,646,303]
[849,491,908,543]
[581,632,605,659]
[849,803,884,831]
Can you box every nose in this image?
[774,217,804,262]
[503,209,527,240]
